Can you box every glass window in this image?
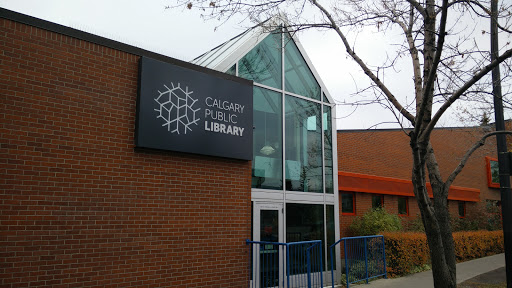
[285,95,323,193]
[458,201,466,218]
[487,157,500,188]
[284,33,321,100]
[323,93,330,103]
[225,64,236,75]
[260,210,279,242]
[323,105,333,194]
[286,203,324,242]
[490,160,499,183]
[286,203,325,273]
[342,193,355,214]
[238,32,282,89]
[398,197,408,215]
[326,205,336,270]
[252,87,283,190]
[372,195,383,209]
[259,209,279,285]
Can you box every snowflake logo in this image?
[154,83,201,134]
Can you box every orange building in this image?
[337,126,504,236]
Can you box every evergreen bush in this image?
[349,208,402,236]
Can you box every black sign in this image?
[135,57,253,160]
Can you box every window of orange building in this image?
[458,201,466,218]
[372,195,384,209]
[398,197,409,216]
[341,192,355,215]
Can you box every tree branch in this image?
[462,0,512,33]
[426,47,512,135]
[311,0,416,124]
[406,0,427,17]
[445,130,512,187]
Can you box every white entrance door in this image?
[252,202,284,288]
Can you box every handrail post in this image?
[364,237,369,284]
[286,244,290,288]
[319,243,324,288]
[330,245,335,288]
[344,239,349,288]
[307,244,312,288]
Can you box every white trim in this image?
[285,191,326,203]
[252,190,284,201]
[254,82,325,106]
[324,194,335,203]
[193,25,269,73]
[331,103,341,284]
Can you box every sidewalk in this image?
[350,253,505,288]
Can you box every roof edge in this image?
[0,7,252,86]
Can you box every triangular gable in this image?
[191,18,335,105]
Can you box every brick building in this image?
[1,8,339,287]
[4,6,503,287]
[337,126,503,237]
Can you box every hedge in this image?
[382,231,504,277]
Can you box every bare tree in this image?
[173,0,512,287]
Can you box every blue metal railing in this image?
[246,239,323,288]
[329,235,387,288]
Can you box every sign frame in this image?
[135,56,253,160]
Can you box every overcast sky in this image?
[1,0,508,130]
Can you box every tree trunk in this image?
[410,136,457,288]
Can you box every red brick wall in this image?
[338,126,502,236]
[0,19,252,287]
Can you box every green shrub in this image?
[349,208,402,236]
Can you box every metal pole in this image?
[330,245,335,288]
[344,240,349,288]
[286,245,290,288]
[491,1,512,286]
[364,238,369,284]
[307,245,312,288]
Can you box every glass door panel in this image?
[253,203,283,288]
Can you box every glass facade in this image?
[229,29,337,273]
[324,105,334,194]
[252,87,283,190]
[286,203,324,242]
[239,32,282,89]
[226,64,236,75]
[285,95,323,193]
[284,33,321,100]
[242,31,334,194]
[326,205,336,270]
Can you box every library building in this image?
[1,8,339,287]
[3,6,502,288]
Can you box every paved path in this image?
[349,253,505,288]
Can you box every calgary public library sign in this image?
[136,57,253,160]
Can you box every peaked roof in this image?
[191,17,335,105]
